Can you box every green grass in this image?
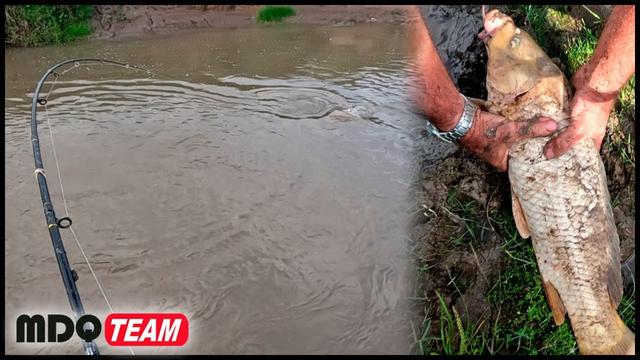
[506,5,573,57]
[610,74,635,167]
[564,26,598,75]
[256,5,296,23]
[411,284,489,355]
[5,5,94,47]
[444,189,482,246]
[618,75,636,110]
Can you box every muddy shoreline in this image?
[91,5,411,41]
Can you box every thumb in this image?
[544,125,580,159]
[518,117,558,138]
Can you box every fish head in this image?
[481,8,570,124]
[481,9,547,109]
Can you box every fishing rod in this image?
[30,58,150,355]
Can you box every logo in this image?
[105,313,188,346]
[16,314,101,343]
[16,313,188,347]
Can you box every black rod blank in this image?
[30,58,140,355]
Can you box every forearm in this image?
[580,5,635,97]
[409,8,464,131]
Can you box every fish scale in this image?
[480,9,634,355]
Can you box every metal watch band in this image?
[424,95,477,143]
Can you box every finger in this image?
[592,128,607,152]
[544,126,581,159]
[516,118,558,138]
[536,116,555,123]
[495,152,508,172]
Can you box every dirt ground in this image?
[91,5,411,40]
[413,148,503,322]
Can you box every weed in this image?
[444,189,482,246]
[257,6,296,23]
[5,5,94,47]
[564,26,598,75]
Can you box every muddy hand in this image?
[542,85,616,159]
[541,4,633,160]
[460,109,558,172]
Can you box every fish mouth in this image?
[478,6,496,41]
[478,7,510,41]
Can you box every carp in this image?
[479,8,635,355]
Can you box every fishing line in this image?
[42,92,134,356]
[31,58,181,355]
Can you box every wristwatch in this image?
[424,94,478,143]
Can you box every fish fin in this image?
[542,281,566,326]
[510,192,530,239]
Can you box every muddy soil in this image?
[412,143,507,326]
[92,5,411,41]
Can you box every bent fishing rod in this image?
[30,58,149,355]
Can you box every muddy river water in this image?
[3,23,441,354]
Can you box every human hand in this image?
[460,109,558,172]
[541,72,617,159]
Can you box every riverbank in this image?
[91,5,410,40]
[5,5,410,46]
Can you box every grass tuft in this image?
[5,5,94,47]
[445,189,482,246]
[564,26,598,75]
[257,5,296,23]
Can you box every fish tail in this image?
[614,315,635,355]
[606,313,635,355]
[577,311,635,355]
